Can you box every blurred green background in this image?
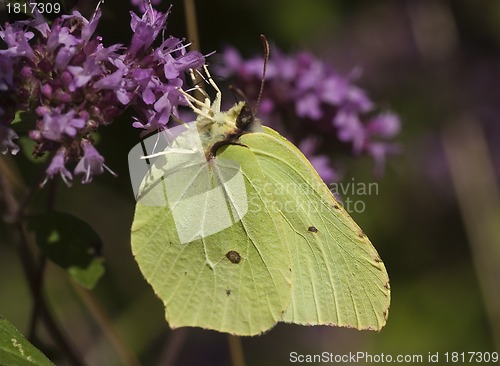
[1,0,500,365]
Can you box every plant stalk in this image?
[228,335,246,366]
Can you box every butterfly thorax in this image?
[195,101,257,159]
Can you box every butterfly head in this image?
[177,65,262,159]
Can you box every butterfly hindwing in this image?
[131,144,291,336]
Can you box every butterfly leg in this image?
[210,140,248,157]
[177,87,215,122]
[191,65,222,113]
[202,64,222,112]
[188,68,211,101]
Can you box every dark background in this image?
[1,0,499,365]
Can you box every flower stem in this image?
[15,222,85,366]
[184,0,200,52]
[72,284,142,366]
[0,161,85,366]
[157,328,189,366]
[27,255,47,341]
[183,0,204,100]
[228,335,246,366]
[442,119,500,352]
[28,178,56,340]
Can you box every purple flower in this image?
[217,47,243,78]
[67,57,103,89]
[299,138,338,182]
[0,23,35,59]
[131,0,162,13]
[333,111,366,153]
[164,50,205,78]
[0,55,14,91]
[0,3,204,184]
[367,112,401,138]
[74,141,114,184]
[366,142,400,176]
[217,46,400,179]
[0,126,19,155]
[116,7,205,135]
[319,75,349,105]
[308,155,338,183]
[128,6,169,57]
[34,109,86,142]
[344,86,373,112]
[296,93,323,119]
[46,149,72,185]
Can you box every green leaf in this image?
[18,138,48,164]
[11,112,37,133]
[130,99,390,336]
[28,212,105,289]
[0,315,54,366]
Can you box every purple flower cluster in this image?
[131,0,162,12]
[217,47,400,180]
[0,4,204,184]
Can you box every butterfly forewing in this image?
[131,143,292,336]
[241,127,390,330]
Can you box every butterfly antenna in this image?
[255,34,270,115]
[229,85,249,105]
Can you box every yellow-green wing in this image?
[241,126,390,330]
[131,144,291,336]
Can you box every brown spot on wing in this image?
[308,226,318,233]
[226,250,241,264]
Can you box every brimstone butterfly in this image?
[129,65,390,336]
